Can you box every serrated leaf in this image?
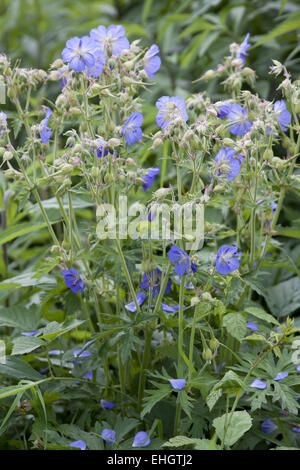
[245,307,280,325]
[11,336,44,355]
[223,313,247,341]
[213,411,252,447]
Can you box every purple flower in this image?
[214,147,244,182]
[156,96,188,130]
[58,67,68,88]
[217,103,231,118]
[62,268,84,294]
[86,50,106,78]
[227,104,252,136]
[144,44,161,79]
[101,428,116,444]
[191,262,197,273]
[261,419,277,434]
[121,111,143,145]
[161,303,180,313]
[49,350,64,355]
[94,139,115,158]
[274,100,291,132]
[83,371,93,380]
[40,108,52,144]
[125,292,146,312]
[132,431,151,448]
[69,440,86,450]
[216,245,242,275]
[292,427,300,433]
[21,330,39,336]
[247,322,258,331]
[62,36,98,72]
[168,246,190,276]
[73,349,91,358]
[250,379,267,390]
[297,365,300,372]
[238,33,251,65]
[0,112,7,131]
[142,167,160,190]
[140,268,172,297]
[273,371,289,381]
[100,399,115,409]
[169,379,186,390]
[90,25,129,56]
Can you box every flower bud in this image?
[263,148,273,161]
[55,94,67,109]
[154,188,172,200]
[201,69,215,80]
[202,348,213,361]
[3,150,13,161]
[51,59,64,69]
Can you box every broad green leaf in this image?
[0,357,42,381]
[265,277,300,317]
[213,411,252,447]
[0,305,40,330]
[11,336,44,355]
[39,319,85,340]
[245,307,280,325]
[223,313,247,341]
[0,272,56,290]
[0,222,48,246]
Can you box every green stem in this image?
[137,329,153,413]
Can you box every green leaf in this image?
[39,319,85,341]
[0,222,49,246]
[0,380,48,400]
[206,389,222,411]
[245,307,280,325]
[213,411,252,447]
[264,277,300,317]
[0,357,42,381]
[223,313,247,341]
[0,305,40,330]
[0,272,56,291]
[253,11,300,48]
[11,336,44,355]
[179,18,216,38]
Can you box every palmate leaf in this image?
[11,336,44,355]
[0,357,42,381]
[223,313,247,342]
[141,384,171,419]
[0,305,41,330]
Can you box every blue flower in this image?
[297,365,300,372]
[142,167,160,190]
[140,268,172,297]
[69,440,86,450]
[274,371,289,381]
[58,67,68,88]
[90,25,129,56]
[62,268,84,294]
[100,399,115,409]
[217,102,231,118]
[214,147,244,182]
[73,349,91,358]
[261,419,277,435]
[101,428,116,444]
[49,349,64,355]
[40,108,52,144]
[169,379,186,390]
[247,322,258,331]
[250,379,267,390]
[144,44,161,79]
[161,302,180,313]
[86,50,106,78]
[125,292,146,312]
[168,246,190,276]
[62,36,98,72]
[292,427,300,433]
[21,330,39,336]
[121,111,143,145]
[0,112,7,131]
[132,431,151,448]
[216,245,242,275]
[227,104,252,136]
[274,100,291,132]
[156,96,188,130]
[83,371,93,380]
[238,33,251,65]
